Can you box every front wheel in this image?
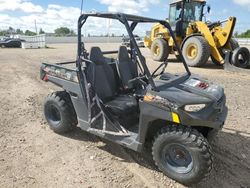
[182,36,210,67]
[152,126,213,185]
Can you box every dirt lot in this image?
[0,43,250,188]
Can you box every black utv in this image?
[40,13,227,185]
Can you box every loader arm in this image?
[213,17,236,48]
[195,21,224,64]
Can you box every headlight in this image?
[184,104,206,112]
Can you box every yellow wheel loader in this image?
[144,0,250,68]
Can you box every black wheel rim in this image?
[46,104,61,126]
[161,143,193,174]
[238,52,248,67]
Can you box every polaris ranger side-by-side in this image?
[40,13,227,185]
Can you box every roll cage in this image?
[76,12,191,95]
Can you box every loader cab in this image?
[169,0,206,37]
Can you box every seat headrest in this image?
[118,46,130,62]
[89,47,105,65]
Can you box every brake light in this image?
[43,74,49,82]
[197,82,209,89]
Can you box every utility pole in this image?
[34,20,38,34]
[81,0,84,15]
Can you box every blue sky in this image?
[0,0,249,34]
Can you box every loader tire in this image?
[152,125,213,186]
[230,38,239,50]
[231,47,250,68]
[151,38,170,62]
[182,36,210,67]
[44,91,78,134]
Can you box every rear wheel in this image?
[152,126,213,185]
[151,38,170,62]
[44,91,78,134]
[230,38,239,50]
[182,36,210,67]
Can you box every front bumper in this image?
[178,95,228,130]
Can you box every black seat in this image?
[88,47,117,99]
[105,95,137,115]
[117,46,138,89]
[87,47,137,116]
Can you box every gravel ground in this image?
[0,43,250,188]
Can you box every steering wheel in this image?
[152,61,168,78]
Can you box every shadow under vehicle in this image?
[40,12,227,186]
